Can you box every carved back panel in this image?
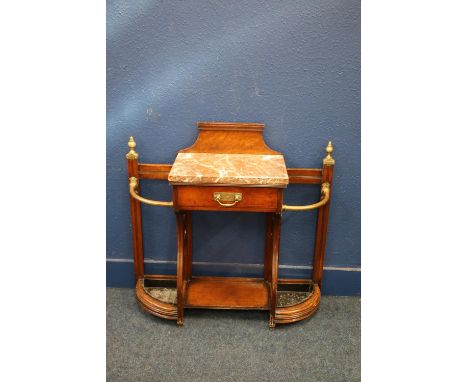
[179,122,280,155]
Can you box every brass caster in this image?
[177,319,184,326]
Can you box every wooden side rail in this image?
[139,166,322,183]
[138,163,172,180]
[140,165,322,183]
[286,168,322,184]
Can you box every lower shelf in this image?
[185,277,269,309]
[137,275,321,325]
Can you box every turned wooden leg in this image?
[269,213,282,328]
[264,213,274,282]
[183,212,193,281]
[312,164,334,288]
[127,156,144,282]
[176,212,185,326]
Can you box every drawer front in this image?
[174,186,282,212]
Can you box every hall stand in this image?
[126,122,335,328]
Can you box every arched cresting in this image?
[125,126,335,327]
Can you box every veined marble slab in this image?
[168,153,289,187]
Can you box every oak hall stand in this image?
[126,122,335,328]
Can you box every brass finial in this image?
[126,136,139,160]
[323,141,335,165]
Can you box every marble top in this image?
[168,153,289,187]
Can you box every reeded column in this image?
[312,142,335,288]
[126,137,144,282]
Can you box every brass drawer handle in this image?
[213,192,242,207]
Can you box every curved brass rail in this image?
[129,177,173,207]
[282,182,330,212]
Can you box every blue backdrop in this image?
[107,0,360,295]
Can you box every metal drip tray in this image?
[143,279,177,304]
[276,283,313,307]
[145,287,177,304]
[277,291,311,307]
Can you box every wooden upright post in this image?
[263,213,274,283]
[183,212,193,282]
[176,212,186,326]
[312,141,335,288]
[126,137,145,282]
[269,213,282,328]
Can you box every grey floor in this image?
[107,288,360,382]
